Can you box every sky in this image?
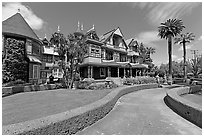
[2,1,202,66]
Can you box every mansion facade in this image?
[2,13,149,84]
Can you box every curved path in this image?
[77,88,201,135]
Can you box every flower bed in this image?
[75,80,118,90]
[123,76,157,85]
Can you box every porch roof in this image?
[80,61,148,69]
[27,55,41,64]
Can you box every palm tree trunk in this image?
[183,41,187,81]
[168,35,172,85]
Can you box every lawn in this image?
[181,93,202,106]
[2,88,113,126]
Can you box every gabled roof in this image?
[125,38,134,47]
[100,28,116,43]
[100,27,127,47]
[2,13,41,43]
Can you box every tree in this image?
[174,32,195,81]
[145,46,156,62]
[158,19,185,84]
[66,33,88,88]
[188,55,202,77]
[50,31,68,87]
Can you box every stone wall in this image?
[2,84,158,135]
[165,86,202,128]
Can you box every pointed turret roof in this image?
[74,21,84,36]
[2,13,41,43]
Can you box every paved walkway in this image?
[77,88,202,135]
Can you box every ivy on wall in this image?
[3,38,28,83]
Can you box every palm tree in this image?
[174,32,195,81]
[158,19,185,84]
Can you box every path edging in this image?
[165,86,202,128]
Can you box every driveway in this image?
[77,88,202,135]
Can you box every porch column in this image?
[91,66,93,78]
[130,68,132,78]
[117,67,120,77]
[108,67,111,77]
[88,66,91,78]
[124,68,126,78]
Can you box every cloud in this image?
[2,2,45,30]
[178,44,193,51]
[135,31,161,47]
[127,2,200,25]
[198,35,202,41]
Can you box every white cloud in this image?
[135,31,161,47]
[2,2,45,30]
[127,2,200,25]
[178,44,193,51]
[198,35,202,41]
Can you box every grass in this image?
[181,93,202,106]
[2,88,113,126]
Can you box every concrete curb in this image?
[2,84,158,135]
[165,86,202,128]
[2,84,56,97]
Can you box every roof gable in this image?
[114,27,123,37]
[2,13,40,42]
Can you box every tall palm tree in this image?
[158,19,185,84]
[174,32,195,81]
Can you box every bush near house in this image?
[75,79,119,90]
[123,76,157,85]
[3,79,32,87]
[75,81,93,89]
[3,38,28,83]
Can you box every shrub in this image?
[55,83,65,89]
[123,76,156,85]
[3,79,28,87]
[88,83,107,90]
[75,81,93,89]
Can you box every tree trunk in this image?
[183,41,187,81]
[168,35,172,85]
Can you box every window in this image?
[90,45,101,58]
[43,55,47,62]
[32,41,40,55]
[100,68,106,77]
[26,39,32,54]
[95,49,100,57]
[33,65,38,79]
[48,55,53,62]
[41,71,47,78]
[106,50,113,60]
[120,54,126,62]
[101,49,105,59]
